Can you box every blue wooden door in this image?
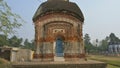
[56,39,63,57]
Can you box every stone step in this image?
[32,59,42,62]
[54,57,65,61]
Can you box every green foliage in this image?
[99,37,109,52]
[8,35,23,47]
[84,33,120,54]
[23,39,35,50]
[97,33,120,53]
[109,33,120,44]
[0,34,35,51]
[0,58,9,64]
[0,34,23,47]
[0,34,8,46]
[84,34,94,53]
[0,0,24,36]
[84,34,91,45]
[107,64,120,68]
[0,58,11,68]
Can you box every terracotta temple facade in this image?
[33,0,85,61]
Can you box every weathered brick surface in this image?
[33,12,85,61]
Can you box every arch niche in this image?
[54,35,65,57]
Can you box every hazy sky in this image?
[5,0,120,41]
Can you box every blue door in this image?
[56,38,64,57]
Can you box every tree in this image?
[84,34,94,53]
[0,34,9,46]
[84,34,91,44]
[0,34,23,47]
[8,35,23,47]
[99,37,109,52]
[109,33,120,44]
[0,0,24,36]
[98,33,120,54]
[23,39,35,50]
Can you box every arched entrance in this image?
[55,36,64,57]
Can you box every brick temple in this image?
[33,0,85,61]
[12,0,107,68]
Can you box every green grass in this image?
[107,64,120,68]
[0,58,11,68]
[0,58,9,64]
[88,55,120,68]
[0,64,11,68]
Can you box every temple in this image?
[33,0,85,61]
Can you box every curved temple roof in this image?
[33,0,84,22]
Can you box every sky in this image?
[5,0,120,41]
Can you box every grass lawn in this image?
[88,55,120,68]
[107,64,120,68]
[0,56,120,68]
[0,58,11,68]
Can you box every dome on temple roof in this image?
[33,0,84,22]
